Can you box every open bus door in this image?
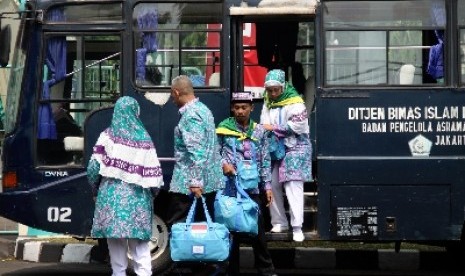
[229,0,319,237]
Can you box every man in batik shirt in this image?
[166,75,224,226]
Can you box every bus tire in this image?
[127,214,173,275]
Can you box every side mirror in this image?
[0,24,12,67]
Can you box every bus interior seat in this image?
[209,72,220,86]
[64,136,84,151]
[144,92,171,106]
[399,64,415,85]
[64,136,84,164]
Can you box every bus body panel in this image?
[316,90,465,240]
[318,158,465,240]
[0,172,94,235]
[317,90,465,157]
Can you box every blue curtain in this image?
[427,1,445,80]
[136,9,158,82]
[37,8,66,139]
[427,30,444,80]
[138,11,158,53]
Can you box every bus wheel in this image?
[128,214,173,274]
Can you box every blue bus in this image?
[1,0,465,272]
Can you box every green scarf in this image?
[216,117,257,141]
[264,82,304,109]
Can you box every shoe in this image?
[293,231,305,242]
[270,224,289,233]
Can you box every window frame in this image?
[36,32,122,167]
[322,0,447,88]
[131,2,224,91]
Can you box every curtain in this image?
[37,8,66,139]
[136,8,158,83]
[427,30,444,80]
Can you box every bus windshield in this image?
[4,12,29,134]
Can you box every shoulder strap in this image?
[232,176,253,201]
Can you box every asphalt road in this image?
[0,260,464,276]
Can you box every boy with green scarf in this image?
[216,91,277,276]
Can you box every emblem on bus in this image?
[408,134,432,156]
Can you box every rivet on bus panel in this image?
[2,172,18,189]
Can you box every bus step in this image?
[265,230,319,241]
[304,193,317,212]
[303,209,317,232]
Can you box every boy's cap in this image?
[231,91,253,102]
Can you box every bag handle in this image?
[185,196,214,226]
[231,175,254,203]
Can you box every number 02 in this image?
[47,207,72,222]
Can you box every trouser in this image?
[164,192,216,228]
[228,194,275,276]
[106,238,152,276]
[270,163,304,230]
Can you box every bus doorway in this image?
[229,3,318,237]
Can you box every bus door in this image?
[229,0,318,235]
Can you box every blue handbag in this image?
[214,176,259,235]
[233,141,259,189]
[268,108,286,161]
[170,196,231,262]
[269,132,285,161]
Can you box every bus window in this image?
[240,21,315,102]
[458,0,465,85]
[323,0,446,86]
[132,3,222,88]
[42,3,122,23]
[37,35,120,166]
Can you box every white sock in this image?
[293,227,302,233]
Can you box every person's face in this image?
[170,86,181,107]
[265,86,283,101]
[232,102,253,124]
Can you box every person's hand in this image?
[222,163,236,176]
[189,187,203,198]
[265,190,273,207]
[263,124,274,131]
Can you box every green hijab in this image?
[264,69,304,109]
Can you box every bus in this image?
[1,0,465,272]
